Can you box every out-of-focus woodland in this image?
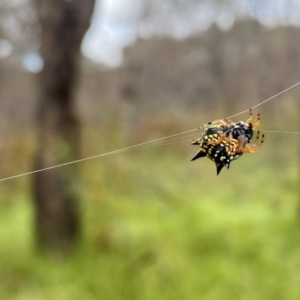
[1,0,300,299]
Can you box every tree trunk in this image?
[33,0,95,255]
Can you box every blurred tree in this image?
[33,0,95,255]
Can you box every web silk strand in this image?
[226,81,300,119]
[1,81,300,182]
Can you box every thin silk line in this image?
[119,137,195,151]
[0,130,202,183]
[262,130,300,135]
[1,81,300,182]
[125,136,198,151]
[114,131,200,151]
[0,137,195,183]
[226,81,300,119]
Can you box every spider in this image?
[191,109,264,175]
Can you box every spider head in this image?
[230,121,253,144]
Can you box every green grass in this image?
[0,121,299,299]
[1,194,300,300]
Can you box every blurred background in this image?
[1,0,300,299]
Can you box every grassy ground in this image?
[0,113,299,299]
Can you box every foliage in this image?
[0,118,299,299]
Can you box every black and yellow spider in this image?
[191,109,264,175]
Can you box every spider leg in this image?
[237,135,247,151]
[240,132,265,153]
[257,133,265,149]
[224,118,235,125]
[252,113,260,130]
[207,133,227,146]
[255,130,260,146]
[200,119,229,129]
[212,119,230,127]
[254,131,264,149]
[246,108,260,129]
[246,109,253,124]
